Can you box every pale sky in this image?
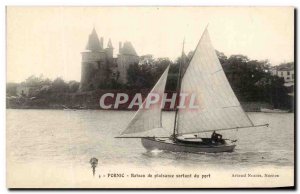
[7,7,294,83]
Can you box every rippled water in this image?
[7,109,294,170]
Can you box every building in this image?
[270,62,294,96]
[139,54,154,66]
[80,28,139,91]
[117,41,139,83]
[271,63,294,86]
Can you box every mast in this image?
[175,27,266,135]
[173,39,185,137]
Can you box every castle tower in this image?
[117,41,139,83]
[105,38,114,60]
[86,28,102,51]
[80,28,107,91]
[100,37,104,49]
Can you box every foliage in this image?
[124,52,292,109]
[6,75,81,98]
[221,55,291,108]
[6,52,293,110]
[126,57,170,89]
[51,77,68,93]
[6,82,18,96]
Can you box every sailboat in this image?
[116,27,268,153]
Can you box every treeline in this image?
[6,75,80,97]
[122,52,293,109]
[219,53,293,109]
[6,51,294,110]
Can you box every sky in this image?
[7,7,294,83]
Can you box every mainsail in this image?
[176,28,254,135]
[120,65,170,136]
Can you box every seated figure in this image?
[211,131,222,143]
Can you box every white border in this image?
[1,1,298,193]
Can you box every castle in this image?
[80,28,139,91]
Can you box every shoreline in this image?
[6,107,293,113]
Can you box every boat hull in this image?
[141,137,236,153]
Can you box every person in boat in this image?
[211,131,222,142]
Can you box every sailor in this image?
[211,131,222,142]
[211,131,216,142]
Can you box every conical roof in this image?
[86,28,102,51]
[107,39,113,49]
[120,41,137,56]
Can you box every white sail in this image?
[120,65,170,136]
[177,28,253,135]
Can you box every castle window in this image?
[287,71,290,75]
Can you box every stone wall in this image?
[80,51,108,91]
[117,54,139,83]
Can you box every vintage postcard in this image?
[6,6,295,188]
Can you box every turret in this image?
[119,41,123,53]
[100,37,104,49]
[80,28,107,92]
[117,41,139,83]
[85,28,102,51]
[107,39,113,49]
[121,41,138,56]
[105,38,114,59]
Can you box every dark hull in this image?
[141,137,236,153]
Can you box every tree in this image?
[6,82,18,96]
[68,81,80,93]
[51,77,68,93]
[216,50,227,65]
[221,54,290,109]
[126,63,141,88]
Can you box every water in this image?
[7,109,294,170]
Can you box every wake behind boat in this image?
[260,108,289,113]
[116,26,268,153]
